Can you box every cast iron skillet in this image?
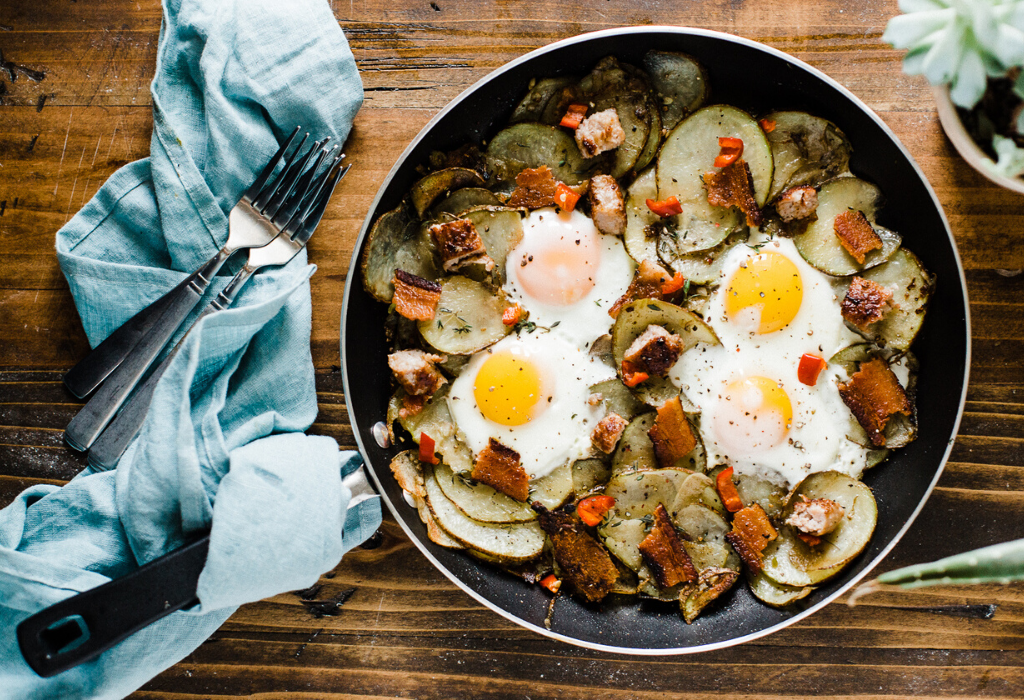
[342,26,970,654]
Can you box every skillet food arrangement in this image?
[359,51,935,623]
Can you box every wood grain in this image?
[2,0,1024,696]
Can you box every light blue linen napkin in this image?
[0,0,381,696]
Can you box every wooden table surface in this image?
[3,0,1024,697]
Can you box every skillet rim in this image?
[340,25,971,654]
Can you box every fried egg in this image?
[672,236,867,487]
[448,331,615,480]
[504,208,634,347]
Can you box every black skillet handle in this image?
[17,534,210,678]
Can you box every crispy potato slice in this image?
[361,203,439,303]
[417,276,512,354]
[764,111,852,202]
[434,462,536,524]
[411,167,486,218]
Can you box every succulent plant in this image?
[851,537,1024,602]
[884,0,1024,108]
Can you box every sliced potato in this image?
[430,187,501,219]
[417,276,512,354]
[485,122,602,185]
[397,385,455,444]
[604,466,695,519]
[761,531,843,587]
[510,76,577,123]
[830,344,919,450]
[623,167,662,266]
[658,104,774,208]
[461,207,525,284]
[433,462,536,524]
[422,470,544,562]
[642,50,708,130]
[671,473,723,515]
[529,461,573,509]
[598,514,648,571]
[578,57,652,178]
[855,248,935,351]
[410,168,486,218]
[765,111,853,202]
[792,177,900,276]
[610,412,706,474]
[611,298,720,371]
[747,571,813,607]
[673,503,732,551]
[361,203,439,302]
[634,96,662,173]
[734,473,787,520]
[390,450,426,498]
[437,430,475,475]
[416,494,464,549]
[664,230,749,284]
[588,378,647,421]
[572,458,613,495]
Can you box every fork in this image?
[85,156,350,469]
[62,126,315,400]
[63,134,333,453]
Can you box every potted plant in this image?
[885,0,1024,192]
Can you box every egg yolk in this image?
[714,376,793,453]
[724,251,803,334]
[473,350,546,426]
[516,214,599,306]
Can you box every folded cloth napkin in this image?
[0,0,381,696]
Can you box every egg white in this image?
[503,208,634,349]
[672,236,869,488]
[447,331,615,480]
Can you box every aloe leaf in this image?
[881,537,1024,589]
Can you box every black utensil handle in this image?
[16,535,210,678]
[62,270,202,399]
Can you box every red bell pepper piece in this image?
[621,360,649,388]
[559,103,588,130]
[797,353,828,386]
[502,303,524,326]
[419,432,439,465]
[660,272,686,295]
[716,466,743,513]
[539,573,562,594]
[577,495,616,526]
[554,182,580,212]
[645,196,683,217]
[714,137,744,168]
[759,118,776,133]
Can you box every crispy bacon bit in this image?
[388,349,447,396]
[623,324,683,377]
[639,504,698,589]
[776,185,818,222]
[392,270,442,321]
[591,412,628,454]
[508,166,558,208]
[838,357,912,447]
[648,396,697,467]
[797,532,822,546]
[834,209,883,264]
[535,505,619,603]
[398,393,428,420]
[589,174,626,236]
[841,276,894,330]
[609,259,672,318]
[704,159,764,227]
[786,495,846,537]
[575,108,626,158]
[428,218,495,272]
[472,438,529,501]
[724,504,778,575]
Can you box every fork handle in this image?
[63,248,233,399]
[86,266,258,470]
[63,251,231,453]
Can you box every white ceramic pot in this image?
[933,85,1024,194]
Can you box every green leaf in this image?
[878,537,1024,588]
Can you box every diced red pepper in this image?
[645,196,683,217]
[797,532,823,547]
[660,272,686,295]
[559,103,588,130]
[418,432,439,465]
[759,118,776,133]
[621,360,649,388]
[714,137,744,168]
[539,573,562,594]
[797,353,828,387]
[554,182,580,212]
[502,303,524,326]
[577,495,616,526]
[716,466,743,513]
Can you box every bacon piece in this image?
[648,396,696,467]
[392,270,442,321]
[838,357,912,447]
[638,504,698,589]
[472,438,529,501]
[591,412,628,454]
[507,166,558,208]
[589,174,626,236]
[841,276,894,330]
[398,393,428,420]
[575,108,626,158]
[388,349,447,396]
[834,209,883,264]
[785,495,846,537]
[608,259,672,318]
[724,504,778,575]
[535,505,619,603]
[623,324,683,377]
[776,185,818,222]
[704,159,763,227]
[428,218,494,272]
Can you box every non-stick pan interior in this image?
[342,27,969,653]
